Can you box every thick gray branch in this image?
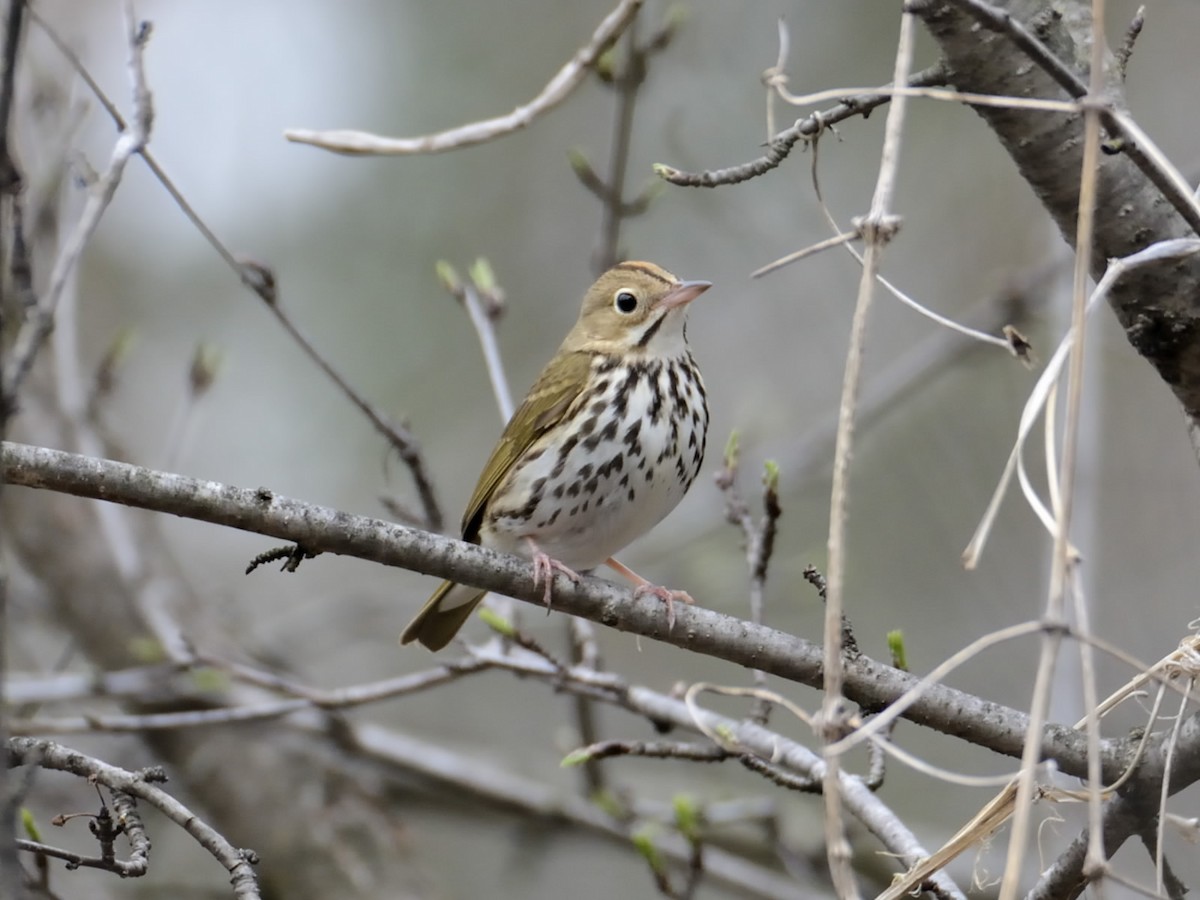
[1029,712,1200,899]
[0,439,1117,778]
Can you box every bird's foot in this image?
[632,583,694,631]
[527,541,581,611]
[606,556,693,631]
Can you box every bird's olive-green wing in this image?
[460,350,595,541]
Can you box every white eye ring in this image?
[614,290,639,314]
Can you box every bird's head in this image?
[566,261,711,356]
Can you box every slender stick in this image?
[820,10,916,899]
[997,0,1106,892]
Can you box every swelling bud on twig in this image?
[477,606,515,638]
[887,630,907,671]
[469,257,506,317]
[92,327,138,402]
[762,459,779,496]
[567,146,594,178]
[434,259,463,297]
[560,748,594,768]
[631,826,666,875]
[672,794,702,841]
[188,343,223,398]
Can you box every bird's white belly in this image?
[481,355,707,571]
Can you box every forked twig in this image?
[656,63,948,188]
[27,6,445,532]
[285,0,643,156]
[9,738,260,898]
[2,3,152,413]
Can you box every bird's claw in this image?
[531,552,581,612]
[632,584,694,631]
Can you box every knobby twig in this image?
[8,738,260,899]
[654,63,948,188]
[17,788,150,878]
[1114,5,1145,82]
[284,0,644,156]
[715,434,781,724]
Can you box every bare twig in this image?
[10,656,491,734]
[16,788,150,878]
[569,739,729,764]
[0,0,24,888]
[819,10,916,898]
[998,3,1109,890]
[567,617,607,796]
[750,229,859,279]
[1114,5,1145,82]
[0,0,24,192]
[589,8,677,272]
[26,9,444,532]
[715,436,781,723]
[478,645,966,900]
[239,258,444,531]
[1155,677,1193,895]
[596,20,640,272]
[8,738,260,898]
[2,4,152,413]
[436,260,514,422]
[347,718,805,900]
[655,63,948,188]
[284,0,644,156]
[801,563,861,655]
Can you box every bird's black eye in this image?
[614,290,638,314]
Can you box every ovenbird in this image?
[401,261,711,651]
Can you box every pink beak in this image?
[660,279,712,310]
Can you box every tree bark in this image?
[912,0,1200,419]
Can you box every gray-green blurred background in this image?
[14,1,1200,897]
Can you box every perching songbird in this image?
[401,261,710,650]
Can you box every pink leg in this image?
[605,557,694,631]
[526,538,581,610]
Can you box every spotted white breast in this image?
[481,352,708,571]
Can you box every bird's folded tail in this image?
[399,581,488,651]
